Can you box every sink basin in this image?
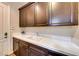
[21,34,51,43]
[23,35,48,42]
[29,36,44,41]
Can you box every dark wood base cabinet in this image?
[19,40,29,56]
[13,38,19,56]
[13,38,67,56]
[29,44,48,56]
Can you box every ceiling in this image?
[3,2,28,9]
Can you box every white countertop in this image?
[13,33,79,56]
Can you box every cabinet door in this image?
[29,44,48,56]
[19,3,35,27]
[13,38,19,56]
[50,2,78,26]
[19,40,29,56]
[35,2,49,26]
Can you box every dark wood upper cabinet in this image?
[19,3,35,27]
[35,2,49,26]
[49,2,78,26]
[19,2,78,27]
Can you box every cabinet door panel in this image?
[72,2,78,25]
[13,38,19,56]
[19,45,28,56]
[50,2,78,25]
[20,3,35,27]
[20,9,26,27]
[29,46,46,56]
[19,40,29,56]
[29,44,48,56]
[35,2,48,26]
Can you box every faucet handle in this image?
[4,32,8,38]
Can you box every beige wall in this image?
[3,2,79,53]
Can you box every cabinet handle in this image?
[4,32,8,38]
